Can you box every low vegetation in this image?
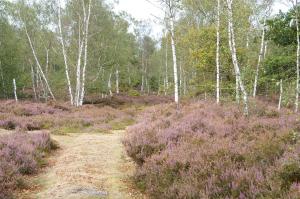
[124,100,300,198]
[0,96,171,198]
[0,132,57,199]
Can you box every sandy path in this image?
[24,131,143,199]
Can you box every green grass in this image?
[110,118,135,130]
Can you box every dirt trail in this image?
[23,131,143,199]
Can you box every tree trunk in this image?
[79,0,92,106]
[179,60,182,94]
[264,41,268,59]
[169,12,179,106]
[226,0,248,115]
[253,16,266,98]
[13,78,17,102]
[108,72,113,96]
[183,73,187,96]
[296,0,300,112]
[116,68,119,94]
[216,0,221,104]
[30,64,37,101]
[75,18,84,107]
[127,66,131,86]
[0,61,6,98]
[24,25,55,100]
[141,49,145,93]
[58,4,74,105]
[278,79,283,111]
[165,33,169,93]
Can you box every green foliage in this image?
[263,55,296,81]
[128,89,140,97]
[279,162,300,190]
[267,10,297,46]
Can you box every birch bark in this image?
[226,0,248,115]
[216,0,221,104]
[296,0,300,112]
[278,79,283,110]
[30,63,37,101]
[166,0,179,106]
[79,0,92,106]
[116,68,119,94]
[253,16,267,98]
[13,79,17,102]
[108,72,113,96]
[0,61,6,98]
[58,3,74,105]
[24,24,55,100]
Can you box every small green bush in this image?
[279,162,300,190]
[128,89,141,97]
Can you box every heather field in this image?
[124,101,300,198]
[3,0,300,198]
[0,95,168,199]
[1,97,300,199]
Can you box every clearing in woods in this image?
[19,130,144,199]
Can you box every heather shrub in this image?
[124,101,300,198]
[0,119,16,130]
[0,132,56,198]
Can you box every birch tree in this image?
[13,78,17,102]
[58,2,74,105]
[116,68,120,94]
[253,2,272,98]
[163,0,180,106]
[295,0,300,112]
[79,0,92,106]
[216,0,221,104]
[226,0,249,115]
[108,72,113,96]
[23,20,55,100]
[278,79,283,110]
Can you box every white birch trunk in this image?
[38,69,47,100]
[116,68,119,94]
[183,73,187,96]
[296,0,300,112]
[24,25,55,100]
[263,41,268,59]
[44,48,49,101]
[165,33,169,91]
[79,0,92,106]
[253,16,266,98]
[141,51,144,93]
[30,64,37,101]
[75,19,84,107]
[169,12,179,105]
[228,18,240,103]
[0,61,6,98]
[141,74,144,92]
[147,77,150,94]
[45,48,49,77]
[58,4,74,105]
[227,0,248,115]
[13,79,17,102]
[179,60,182,93]
[216,0,221,104]
[278,79,283,111]
[108,72,113,96]
[128,66,131,86]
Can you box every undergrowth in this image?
[0,132,57,199]
[123,100,300,198]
